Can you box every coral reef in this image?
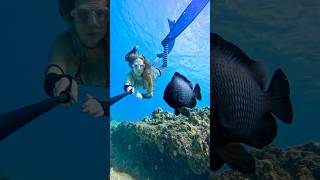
[111,107,320,180]
[111,107,210,180]
[211,141,320,180]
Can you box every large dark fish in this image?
[163,72,202,117]
[210,33,293,173]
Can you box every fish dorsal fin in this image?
[173,72,193,89]
[211,33,267,89]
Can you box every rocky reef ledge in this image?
[111,107,320,180]
[212,141,320,180]
[111,107,210,180]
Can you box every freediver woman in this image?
[44,0,109,118]
[123,45,168,99]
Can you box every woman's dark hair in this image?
[143,60,154,92]
[59,0,76,22]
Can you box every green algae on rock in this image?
[111,107,210,180]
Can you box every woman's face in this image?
[72,0,109,48]
[132,59,145,77]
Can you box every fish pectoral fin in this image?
[174,109,180,116]
[216,143,255,173]
[177,107,190,117]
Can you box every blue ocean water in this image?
[111,0,210,121]
[0,1,108,179]
[212,0,320,147]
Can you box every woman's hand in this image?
[136,91,143,99]
[53,77,78,105]
[126,85,135,94]
[82,94,105,118]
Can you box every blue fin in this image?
[168,19,175,29]
[161,0,209,54]
[167,19,176,53]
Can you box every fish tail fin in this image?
[267,69,293,124]
[194,83,202,100]
[215,143,256,173]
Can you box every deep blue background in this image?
[0,1,108,179]
[212,0,320,147]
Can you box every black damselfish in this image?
[211,33,293,173]
[163,72,201,117]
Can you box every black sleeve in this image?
[44,73,63,97]
[99,101,109,117]
[44,73,73,97]
[123,84,133,94]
